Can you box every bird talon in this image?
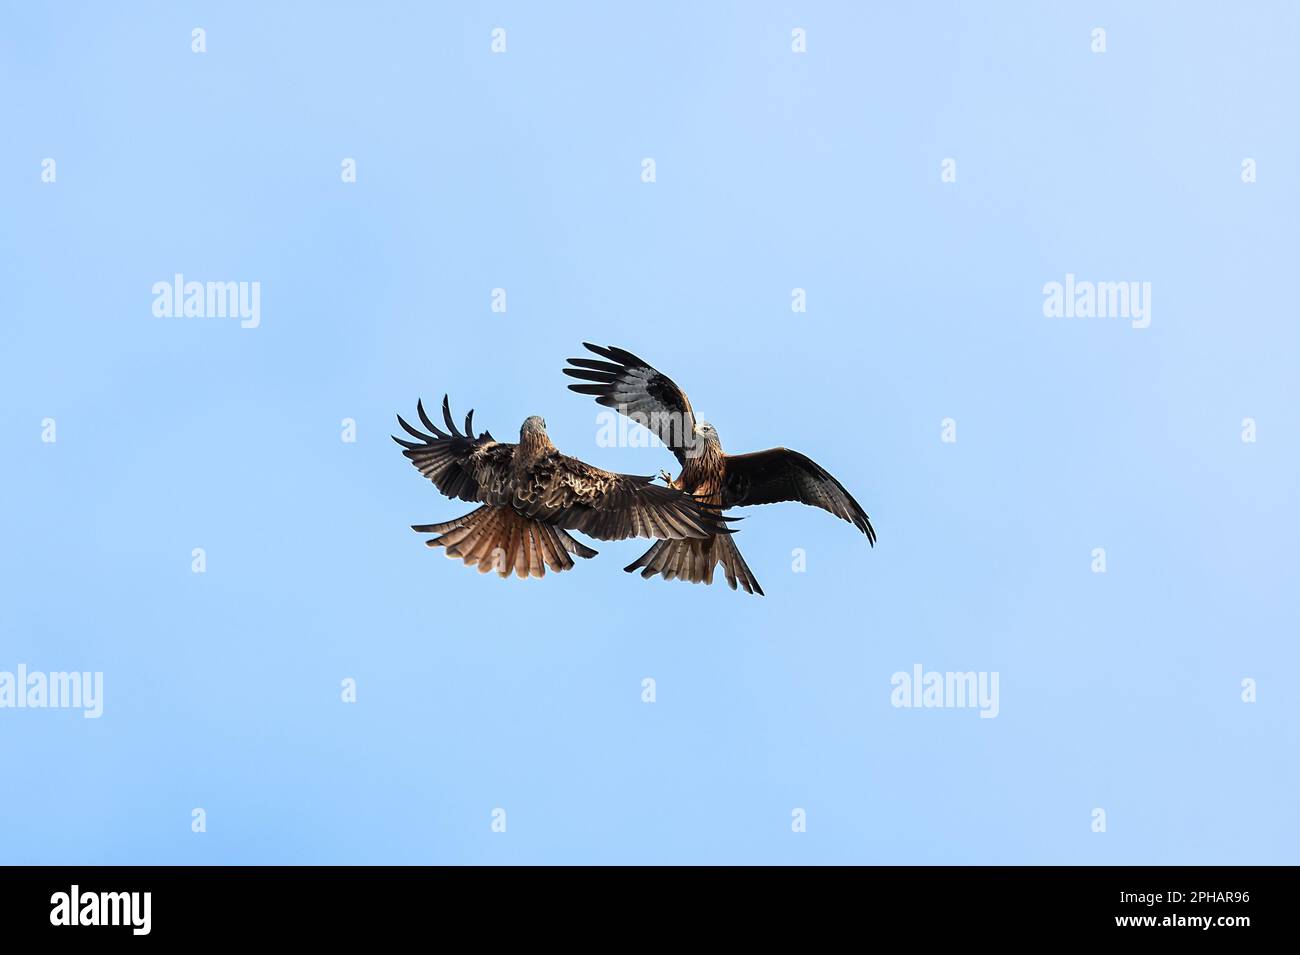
[659,469,674,486]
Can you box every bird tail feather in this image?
[413,505,598,578]
[623,533,763,596]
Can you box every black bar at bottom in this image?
[0,865,1279,940]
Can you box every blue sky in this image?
[1,2,1296,864]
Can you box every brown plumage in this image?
[393,396,733,579]
[564,343,876,595]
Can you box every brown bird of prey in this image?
[392,396,734,579]
[564,344,876,595]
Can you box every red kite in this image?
[393,396,733,579]
[564,344,876,595]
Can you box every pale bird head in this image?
[694,420,721,447]
[520,415,547,437]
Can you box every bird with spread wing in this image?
[393,396,734,579]
[564,344,876,595]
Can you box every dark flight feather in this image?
[563,343,698,466]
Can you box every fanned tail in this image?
[413,505,598,579]
[623,532,763,596]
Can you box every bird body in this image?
[565,343,876,595]
[394,397,731,579]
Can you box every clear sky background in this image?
[2,2,1296,864]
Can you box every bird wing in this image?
[562,343,700,467]
[722,448,876,544]
[392,396,513,504]
[518,451,733,542]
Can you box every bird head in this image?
[693,420,721,449]
[520,415,547,437]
